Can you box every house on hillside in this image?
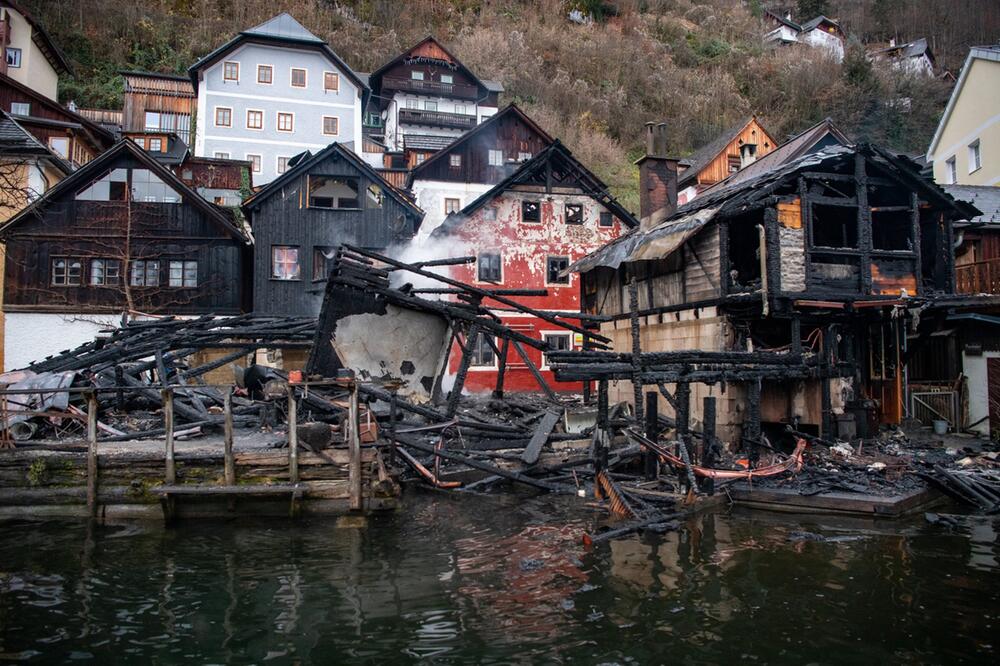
[366,36,502,165]
[868,38,936,77]
[407,104,554,239]
[677,116,777,206]
[243,142,423,317]
[189,12,368,185]
[0,0,71,101]
[926,45,1000,187]
[571,132,977,445]
[1,72,113,167]
[0,140,251,370]
[121,71,196,145]
[429,140,637,393]
[763,10,846,61]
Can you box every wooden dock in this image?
[728,484,941,517]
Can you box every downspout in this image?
[757,223,769,316]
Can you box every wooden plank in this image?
[152,484,303,496]
[163,388,175,484]
[234,449,375,466]
[287,384,299,484]
[728,485,937,516]
[521,409,562,465]
[86,391,98,517]
[348,384,362,511]
[223,390,235,485]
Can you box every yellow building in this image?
[927,45,1000,186]
[0,1,71,102]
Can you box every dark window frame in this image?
[477,252,502,282]
[599,211,614,227]
[51,257,82,286]
[521,200,540,224]
[565,203,584,224]
[546,256,570,285]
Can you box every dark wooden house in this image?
[0,139,251,318]
[243,142,424,316]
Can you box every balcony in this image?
[956,258,1000,295]
[382,76,480,99]
[397,108,477,130]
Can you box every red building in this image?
[429,141,638,392]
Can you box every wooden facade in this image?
[0,141,250,315]
[243,143,424,316]
[122,71,197,144]
[677,117,778,203]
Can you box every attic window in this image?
[521,201,540,223]
[308,175,360,209]
[367,184,384,208]
[10,102,29,115]
[565,204,583,224]
[450,154,462,168]
[5,48,21,68]
[411,71,424,81]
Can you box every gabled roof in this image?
[800,15,843,34]
[764,9,801,31]
[927,45,1000,159]
[0,110,70,173]
[368,35,496,96]
[0,1,72,75]
[430,140,637,238]
[0,140,248,242]
[701,117,851,193]
[678,116,774,189]
[406,104,554,187]
[242,141,424,222]
[870,37,933,61]
[187,13,368,95]
[0,72,114,148]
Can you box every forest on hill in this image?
[23,0,1000,209]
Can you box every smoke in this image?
[385,231,474,295]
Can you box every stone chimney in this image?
[739,142,758,170]
[636,122,678,230]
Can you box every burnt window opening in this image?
[469,332,496,367]
[521,201,540,223]
[313,246,335,281]
[872,210,914,251]
[728,217,762,291]
[565,204,583,224]
[547,256,570,284]
[542,333,571,368]
[811,204,859,249]
[478,252,501,282]
[809,253,860,290]
[599,212,614,227]
[308,176,360,209]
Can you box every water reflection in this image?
[0,494,997,663]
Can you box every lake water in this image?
[0,491,996,664]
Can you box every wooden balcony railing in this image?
[382,76,480,99]
[956,258,1000,294]
[397,108,477,130]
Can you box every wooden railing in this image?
[956,258,1000,294]
[398,107,477,130]
[382,76,480,98]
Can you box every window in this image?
[969,140,982,173]
[49,137,69,159]
[168,261,198,287]
[945,157,957,184]
[454,104,466,115]
[411,71,424,80]
[424,100,438,112]
[478,252,501,282]
[313,247,334,280]
[405,98,418,109]
[541,333,571,369]
[445,198,461,215]
[470,332,496,367]
[415,154,426,165]
[277,156,290,174]
[132,168,178,203]
[308,175,360,209]
[10,102,29,115]
[290,68,307,88]
[76,168,128,201]
[599,212,614,227]
[147,138,163,152]
[440,74,453,84]
[51,259,82,286]
[547,256,570,284]
[5,48,21,68]
[488,149,503,166]
[257,65,273,84]
[247,154,262,173]
[324,72,339,92]
[131,260,159,287]
[323,116,339,136]
[246,109,263,130]
[223,61,239,81]
[449,154,462,168]
[271,246,300,280]
[565,204,583,225]
[483,206,497,221]
[214,151,230,159]
[144,111,160,131]
[522,200,540,223]
[517,152,532,162]
[277,112,294,132]
[134,137,146,149]
[214,107,232,127]
[90,259,121,286]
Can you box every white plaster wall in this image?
[411,179,492,241]
[962,350,999,437]
[4,313,123,371]
[803,30,844,61]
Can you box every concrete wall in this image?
[3,312,122,371]
[962,350,999,437]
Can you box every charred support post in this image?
[791,316,802,357]
[595,380,609,498]
[701,396,717,494]
[223,390,235,486]
[163,388,175,484]
[747,379,762,465]
[388,389,398,466]
[821,324,835,438]
[287,384,299,484]
[447,323,480,418]
[348,381,362,511]
[629,278,644,422]
[675,381,691,456]
[644,391,658,481]
[856,153,873,292]
[86,390,98,518]
[493,338,510,400]
[513,340,557,401]
[114,366,124,410]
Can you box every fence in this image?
[910,390,959,428]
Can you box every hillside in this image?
[22,0,1000,211]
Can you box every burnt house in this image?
[243,142,424,316]
[0,140,251,369]
[571,124,978,444]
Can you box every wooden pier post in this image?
[644,391,658,480]
[348,382,362,511]
[86,390,98,518]
[163,388,175,485]
[287,384,299,484]
[223,389,235,486]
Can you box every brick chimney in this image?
[636,122,678,230]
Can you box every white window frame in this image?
[410,71,424,81]
[444,197,461,215]
[271,245,301,281]
[213,106,233,128]
[133,137,146,149]
[323,71,339,92]
[277,111,294,133]
[168,260,198,288]
[10,101,30,115]
[322,116,339,136]
[544,255,572,287]
[223,61,239,82]
[290,67,307,89]
[945,156,957,184]
[246,153,262,174]
[968,140,982,173]
[488,149,503,166]
[449,154,462,168]
[6,47,22,68]
[147,137,163,152]
[214,151,230,159]
[257,64,273,85]
[48,136,70,159]
[246,108,264,131]
[540,332,572,370]
[277,155,290,174]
